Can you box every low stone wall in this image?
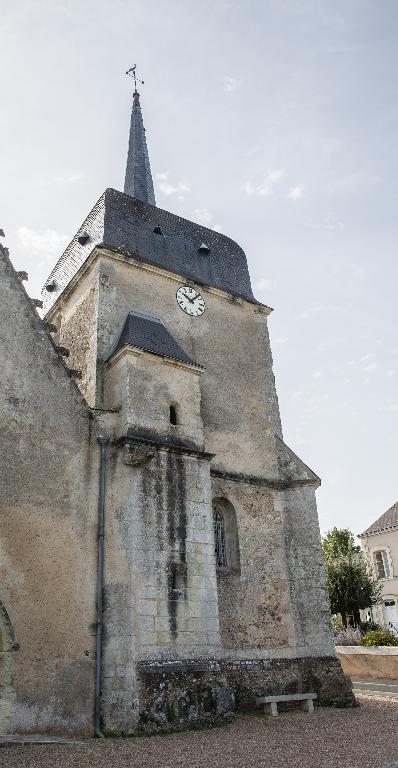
[336,646,398,680]
[130,656,354,734]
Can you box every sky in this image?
[1,0,398,537]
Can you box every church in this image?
[0,77,353,735]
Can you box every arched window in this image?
[212,499,241,573]
[213,506,227,567]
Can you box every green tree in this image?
[322,527,360,560]
[322,527,382,627]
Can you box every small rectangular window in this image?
[374,550,390,579]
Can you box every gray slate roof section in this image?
[361,501,398,535]
[42,188,258,313]
[110,310,199,366]
[124,91,156,206]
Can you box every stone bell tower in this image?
[36,75,353,732]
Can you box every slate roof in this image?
[360,501,398,536]
[109,310,200,367]
[42,189,258,313]
[124,91,156,205]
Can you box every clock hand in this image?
[183,291,196,303]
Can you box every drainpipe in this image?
[95,435,109,738]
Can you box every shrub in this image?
[334,626,362,646]
[359,621,382,635]
[361,629,398,647]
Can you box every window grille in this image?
[374,550,390,579]
[213,507,227,568]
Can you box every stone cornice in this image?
[45,245,272,319]
[116,432,214,461]
[107,344,204,374]
[211,467,319,490]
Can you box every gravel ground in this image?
[2,695,397,768]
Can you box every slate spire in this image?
[124,88,156,206]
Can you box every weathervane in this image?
[126,65,144,92]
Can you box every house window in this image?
[374,550,390,579]
[213,507,227,568]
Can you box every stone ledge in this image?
[336,645,398,655]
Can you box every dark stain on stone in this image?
[154,451,164,550]
[165,452,187,640]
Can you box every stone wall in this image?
[282,485,335,656]
[100,440,221,732]
[56,267,100,406]
[134,655,354,734]
[337,645,398,680]
[58,250,283,477]
[105,346,204,446]
[211,475,294,650]
[0,246,98,734]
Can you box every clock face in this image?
[176,286,206,317]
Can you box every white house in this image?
[359,501,398,632]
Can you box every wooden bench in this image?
[256,692,317,717]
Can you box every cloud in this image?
[18,227,69,258]
[243,169,286,198]
[254,276,272,291]
[39,171,84,187]
[379,402,398,412]
[287,183,305,200]
[324,215,344,231]
[299,305,324,320]
[268,169,285,183]
[363,362,378,373]
[291,391,304,400]
[224,76,240,93]
[193,208,222,232]
[156,172,190,198]
[272,337,288,347]
[299,304,346,320]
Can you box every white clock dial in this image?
[176,286,206,317]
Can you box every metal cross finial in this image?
[126,65,144,92]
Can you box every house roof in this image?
[360,501,398,536]
[109,310,201,367]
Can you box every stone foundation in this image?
[127,655,355,734]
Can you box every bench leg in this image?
[264,702,278,717]
[301,699,314,713]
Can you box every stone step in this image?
[0,735,85,747]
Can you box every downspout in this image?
[95,435,109,738]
